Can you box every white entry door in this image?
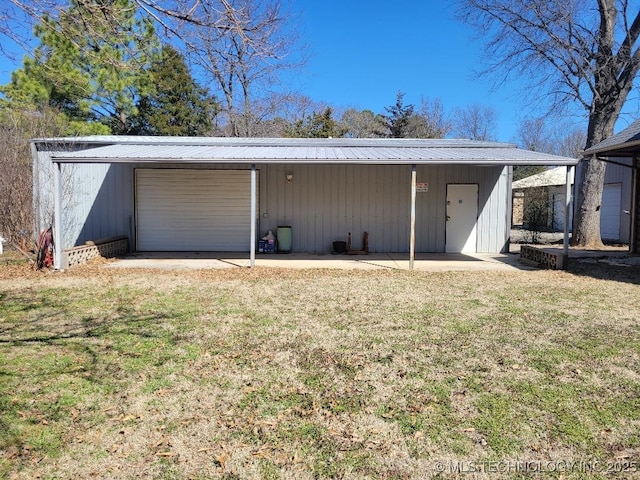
[446,184,478,253]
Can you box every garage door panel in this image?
[601,183,621,241]
[136,169,253,251]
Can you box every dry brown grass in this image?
[1,260,640,479]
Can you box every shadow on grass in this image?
[566,257,640,286]
[0,288,186,464]
[0,289,173,345]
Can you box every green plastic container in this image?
[277,226,292,253]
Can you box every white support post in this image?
[409,164,417,270]
[53,161,63,270]
[563,165,574,266]
[250,164,257,268]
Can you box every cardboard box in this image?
[258,240,276,253]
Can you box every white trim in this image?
[250,165,256,268]
[409,165,416,270]
[53,162,62,269]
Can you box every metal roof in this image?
[512,166,574,189]
[583,119,640,157]
[35,135,515,148]
[44,136,579,166]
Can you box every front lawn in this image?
[1,261,639,479]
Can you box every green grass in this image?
[1,264,640,479]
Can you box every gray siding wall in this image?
[258,164,509,253]
[35,155,510,253]
[574,160,632,243]
[604,162,632,243]
[34,159,135,249]
[34,147,134,249]
[68,163,134,247]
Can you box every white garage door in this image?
[552,193,573,231]
[601,183,621,241]
[136,169,253,251]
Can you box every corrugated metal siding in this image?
[258,164,509,253]
[70,163,133,246]
[575,160,632,243]
[259,164,412,253]
[35,149,509,253]
[477,166,511,253]
[33,150,54,237]
[604,163,631,243]
[33,150,134,249]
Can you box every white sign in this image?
[416,182,429,193]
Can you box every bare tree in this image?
[516,117,556,153]
[341,109,383,138]
[457,0,640,248]
[514,116,587,180]
[453,104,497,141]
[556,126,587,159]
[1,1,232,52]
[0,108,68,247]
[174,0,303,137]
[516,115,586,157]
[411,97,452,138]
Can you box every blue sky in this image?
[291,1,532,142]
[293,1,640,141]
[1,1,618,142]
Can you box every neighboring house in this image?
[582,119,640,252]
[514,162,631,243]
[31,136,577,268]
[512,166,574,231]
[574,156,633,244]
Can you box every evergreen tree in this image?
[128,45,216,136]
[378,92,415,138]
[1,0,159,134]
[285,107,347,138]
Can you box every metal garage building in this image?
[31,136,578,269]
[582,119,640,252]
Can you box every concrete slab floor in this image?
[105,251,532,272]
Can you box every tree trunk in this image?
[572,157,607,248]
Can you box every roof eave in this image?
[50,156,579,166]
[582,139,640,157]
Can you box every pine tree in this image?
[285,107,347,138]
[1,0,159,134]
[378,92,415,138]
[128,45,216,136]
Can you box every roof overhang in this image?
[512,166,575,189]
[42,136,579,167]
[583,119,640,158]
